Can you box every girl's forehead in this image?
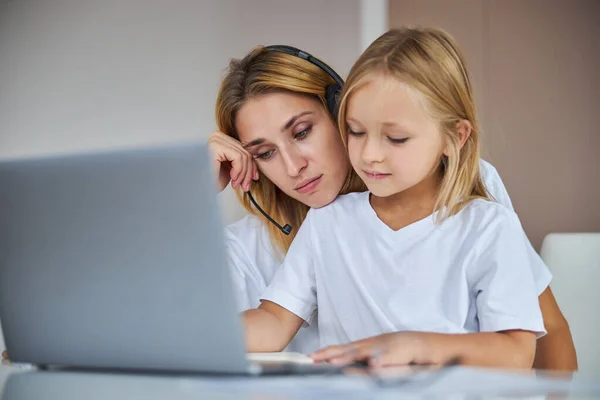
[347,77,431,123]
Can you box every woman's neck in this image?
[370,169,442,231]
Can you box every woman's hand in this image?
[310,332,435,367]
[207,131,259,192]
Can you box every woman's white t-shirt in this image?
[224,160,551,352]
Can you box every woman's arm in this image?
[480,161,578,370]
[243,300,304,352]
[535,287,578,371]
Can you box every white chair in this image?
[0,319,4,351]
[540,232,600,375]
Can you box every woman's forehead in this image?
[235,92,323,141]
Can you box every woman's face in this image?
[235,91,350,208]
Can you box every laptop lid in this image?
[0,141,250,373]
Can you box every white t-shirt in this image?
[224,215,322,353]
[261,193,547,348]
[224,160,550,352]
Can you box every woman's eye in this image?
[388,137,409,144]
[294,127,311,140]
[256,149,275,160]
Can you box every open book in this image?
[246,352,314,364]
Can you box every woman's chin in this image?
[300,191,338,209]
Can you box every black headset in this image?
[265,45,344,120]
[247,45,344,236]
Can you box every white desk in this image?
[1,362,600,399]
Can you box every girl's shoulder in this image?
[307,191,369,217]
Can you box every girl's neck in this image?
[370,168,442,231]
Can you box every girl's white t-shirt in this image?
[224,160,551,352]
[261,193,546,348]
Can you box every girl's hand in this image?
[310,332,440,367]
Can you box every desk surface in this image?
[1,362,600,399]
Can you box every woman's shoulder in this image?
[460,198,518,225]
[224,214,264,239]
[479,159,514,210]
[479,158,498,178]
[224,214,282,268]
[454,199,523,248]
[479,159,504,194]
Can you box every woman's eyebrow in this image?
[242,111,314,149]
[242,138,266,149]
[281,111,313,132]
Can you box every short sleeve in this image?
[260,210,318,324]
[468,210,546,337]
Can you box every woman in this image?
[2,45,577,370]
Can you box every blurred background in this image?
[0,0,598,358]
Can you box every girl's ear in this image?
[456,119,472,149]
[442,119,472,157]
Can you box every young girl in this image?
[244,27,545,368]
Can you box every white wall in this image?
[0,0,360,223]
[0,0,361,350]
[389,0,600,250]
[359,0,388,51]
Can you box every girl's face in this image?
[235,91,350,208]
[345,75,445,199]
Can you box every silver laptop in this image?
[0,141,343,375]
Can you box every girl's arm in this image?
[311,329,536,368]
[417,330,536,368]
[243,300,305,352]
[242,208,320,353]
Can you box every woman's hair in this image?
[216,46,364,254]
[337,27,490,220]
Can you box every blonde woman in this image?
[236,31,576,369]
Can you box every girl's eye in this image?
[256,149,275,160]
[348,129,365,137]
[388,137,409,144]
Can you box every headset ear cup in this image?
[325,84,342,121]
